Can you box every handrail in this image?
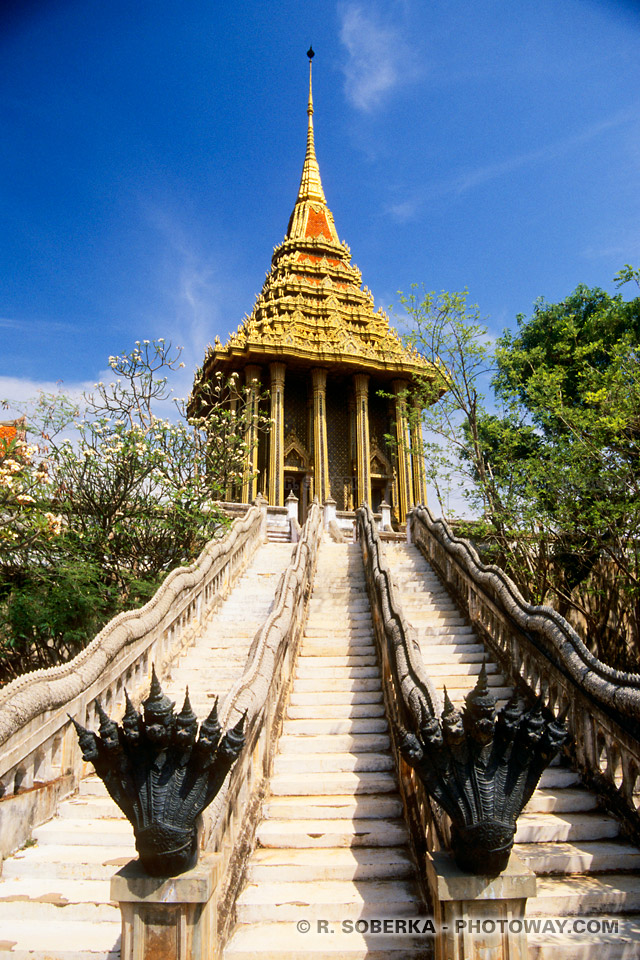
[199,501,323,946]
[357,504,440,724]
[356,503,449,860]
[0,505,263,817]
[410,505,640,720]
[410,504,640,841]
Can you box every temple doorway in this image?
[284,471,308,523]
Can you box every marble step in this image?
[529,874,640,915]
[277,733,390,754]
[281,718,387,736]
[288,689,383,706]
[516,839,640,875]
[515,811,620,843]
[262,794,403,820]
[285,702,386,720]
[269,771,398,796]
[235,877,421,921]
[523,788,599,814]
[246,845,415,882]
[527,917,640,960]
[32,818,133,847]
[224,922,431,959]
[0,919,121,959]
[256,816,408,848]
[272,751,394,775]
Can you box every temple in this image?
[193,50,433,525]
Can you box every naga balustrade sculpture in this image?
[399,663,568,875]
[70,666,245,876]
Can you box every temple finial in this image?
[293,46,326,207]
[307,47,315,117]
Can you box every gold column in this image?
[311,368,330,504]
[353,374,371,507]
[268,362,286,506]
[411,398,428,506]
[242,365,261,503]
[393,379,415,522]
[225,389,238,502]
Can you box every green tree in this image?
[0,340,269,682]
[397,269,640,668]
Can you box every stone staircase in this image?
[2,536,640,957]
[385,541,640,959]
[224,540,430,958]
[0,540,294,960]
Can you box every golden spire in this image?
[296,47,326,205]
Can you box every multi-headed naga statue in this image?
[399,663,568,875]
[71,667,245,876]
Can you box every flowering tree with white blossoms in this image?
[0,340,269,682]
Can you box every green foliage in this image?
[397,268,640,668]
[0,340,269,683]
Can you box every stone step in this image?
[2,846,134,881]
[246,845,415,882]
[0,919,121,958]
[288,690,383,706]
[422,660,500,677]
[529,874,640,916]
[419,644,486,661]
[256,817,408,848]
[515,811,620,843]
[281,718,387,736]
[224,922,431,959]
[235,877,420,921]
[262,794,403,820]
[307,601,372,614]
[56,798,122,820]
[523,788,599,814]
[292,677,382,693]
[277,733,390,754]
[269,771,398,797]
[0,894,117,924]
[303,627,374,640]
[418,625,475,637]
[32,818,134,847]
[301,638,376,654]
[293,665,380,679]
[285,703,386,720]
[538,767,580,789]
[515,839,640,875]
[527,917,640,960]
[273,751,394,775]
[295,655,378,672]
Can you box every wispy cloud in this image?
[385,108,638,221]
[338,2,416,112]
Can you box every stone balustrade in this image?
[197,501,323,950]
[0,504,264,860]
[356,504,448,862]
[409,504,640,843]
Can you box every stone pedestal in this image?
[425,850,536,960]
[323,497,337,528]
[111,855,222,960]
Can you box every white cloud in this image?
[338,2,414,112]
[384,107,638,221]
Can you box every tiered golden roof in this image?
[202,54,428,381]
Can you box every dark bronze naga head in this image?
[70,666,246,876]
[399,662,568,875]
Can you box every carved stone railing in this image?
[410,504,640,841]
[0,504,264,860]
[356,504,448,861]
[197,501,323,950]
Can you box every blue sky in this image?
[2,0,639,409]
